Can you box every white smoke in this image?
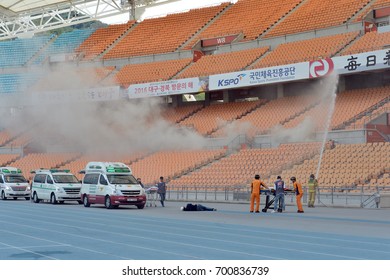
[0,64,208,155]
[270,117,316,145]
[269,73,339,145]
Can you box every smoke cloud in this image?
[269,73,339,144]
[0,64,208,156]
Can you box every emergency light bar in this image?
[0,168,22,174]
[106,167,130,173]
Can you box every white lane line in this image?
[0,240,59,260]
[1,219,279,260]
[0,228,133,260]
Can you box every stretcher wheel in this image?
[262,208,267,212]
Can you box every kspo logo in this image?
[309,58,334,78]
[217,74,246,87]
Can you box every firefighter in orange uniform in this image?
[291,177,304,213]
[250,174,268,213]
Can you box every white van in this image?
[31,169,82,204]
[80,162,146,209]
[0,167,30,200]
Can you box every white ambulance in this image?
[80,162,146,209]
[0,167,30,200]
[31,169,82,204]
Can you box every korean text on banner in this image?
[127,77,208,99]
[209,62,309,91]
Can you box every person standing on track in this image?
[250,174,268,213]
[272,176,285,213]
[307,174,318,208]
[291,176,304,213]
[156,176,167,207]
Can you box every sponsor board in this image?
[32,86,121,103]
[332,48,390,75]
[127,77,208,99]
[209,62,309,90]
[310,49,390,78]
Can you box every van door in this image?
[0,176,5,200]
[84,173,99,203]
[96,174,109,204]
[46,175,54,200]
[33,174,47,200]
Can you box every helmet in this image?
[290,177,296,181]
[255,174,260,179]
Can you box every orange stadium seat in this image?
[283,86,390,131]
[103,4,229,59]
[10,153,80,180]
[354,0,390,22]
[272,142,390,189]
[161,104,205,124]
[115,58,193,86]
[76,21,136,60]
[177,47,269,79]
[184,0,303,48]
[169,142,321,188]
[342,31,390,55]
[264,0,369,38]
[179,100,267,135]
[129,149,226,185]
[252,32,360,69]
[221,94,321,136]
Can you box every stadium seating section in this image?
[178,47,269,78]
[184,0,303,47]
[76,21,136,60]
[271,142,390,189]
[252,32,360,68]
[169,142,321,188]
[342,31,390,55]
[264,0,370,38]
[103,4,229,59]
[283,86,390,131]
[115,58,193,86]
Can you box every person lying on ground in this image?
[180,203,217,211]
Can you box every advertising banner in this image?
[127,77,208,99]
[332,48,390,75]
[209,62,309,90]
[33,86,121,103]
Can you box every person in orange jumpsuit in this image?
[250,174,268,213]
[291,177,304,213]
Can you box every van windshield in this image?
[4,175,28,183]
[53,174,79,184]
[107,174,138,185]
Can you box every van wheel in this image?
[33,192,40,203]
[105,196,113,209]
[50,193,57,204]
[77,200,83,205]
[25,197,30,201]
[83,195,90,207]
[13,197,17,200]
[1,191,7,200]
[137,204,145,209]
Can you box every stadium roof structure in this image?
[0,0,174,40]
